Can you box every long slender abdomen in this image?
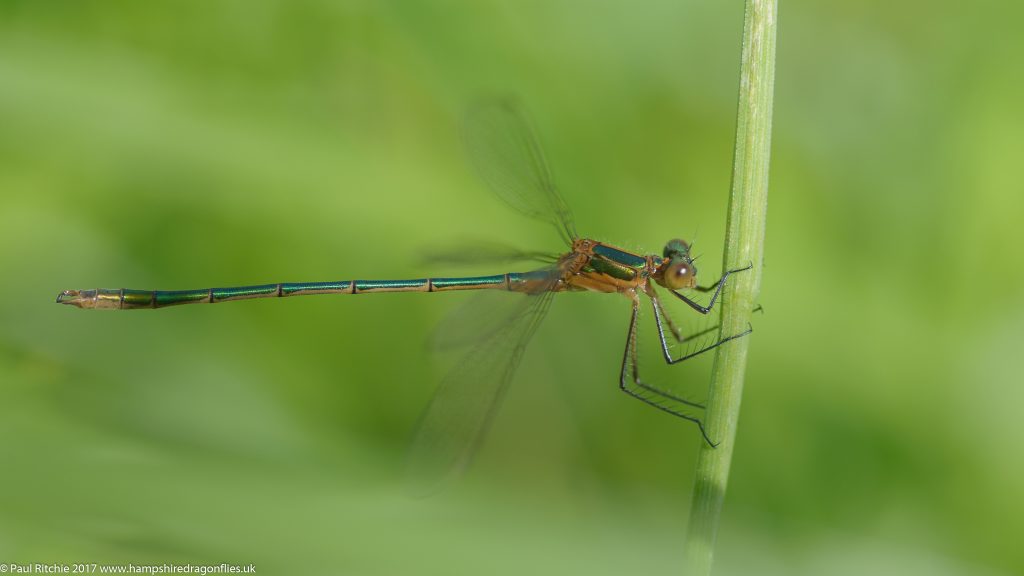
[55,273,547,310]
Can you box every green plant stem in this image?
[684,0,776,574]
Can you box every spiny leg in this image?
[671,262,753,314]
[654,296,762,344]
[635,290,751,415]
[619,295,716,445]
[652,293,688,341]
[650,291,753,367]
[619,292,711,410]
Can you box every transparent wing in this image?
[407,271,558,493]
[420,239,559,269]
[463,99,578,245]
[427,269,561,352]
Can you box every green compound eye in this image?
[663,238,691,259]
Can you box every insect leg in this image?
[671,262,753,314]
[619,294,716,445]
[652,293,753,366]
[653,295,762,344]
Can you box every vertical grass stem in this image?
[685,0,776,573]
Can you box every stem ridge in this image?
[684,0,776,573]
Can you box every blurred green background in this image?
[2,1,1022,574]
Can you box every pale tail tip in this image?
[56,289,91,308]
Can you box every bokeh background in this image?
[2,1,1022,574]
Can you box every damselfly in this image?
[57,101,751,484]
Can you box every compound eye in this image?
[664,261,696,290]
[663,239,691,258]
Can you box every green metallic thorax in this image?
[585,243,648,282]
